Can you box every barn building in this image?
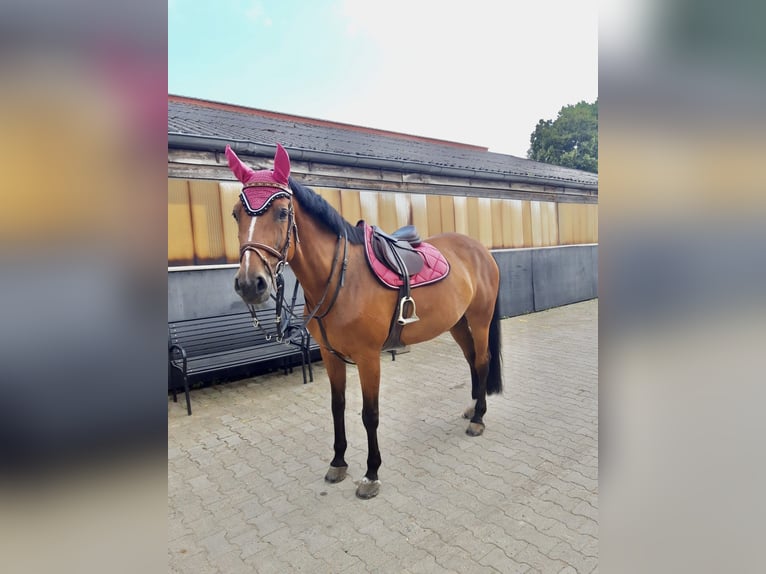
[168,95,597,322]
[167,95,598,405]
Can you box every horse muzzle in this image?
[234,272,271,306]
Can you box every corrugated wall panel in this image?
[590,204,598,243]
[558,203,598,245]
[410,194,429,238]
[359,191,379,226]
[540,201,551,246]
[395,193,411,229]
[453,196,468,235]
[522,200,533,246]
[219,182,241,263]
[439,195,456,234]
[508,199,525,248]
[426,194,442,236]
[377,192,398,232]
[491,199,504,248]
[189,180,226,264]
[547,201,560,245]
[572,203,585,244]
[571,203,583,244]
[477,197,493,248]
[467,197,480,243]
[168,179,195,265]
[340,190,362,225]
[168,178,597,267]
[530,200,543,247]
[558,203,574,244]
[541,201,557,246]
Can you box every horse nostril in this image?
[234,277,241,292]
[255,275,268,294]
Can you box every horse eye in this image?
[279,208,289,221]
[231,211,238,221]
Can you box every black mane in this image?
[288,177,365,244]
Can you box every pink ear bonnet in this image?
[225,144,291,215]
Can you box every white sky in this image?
[169,0,598,158]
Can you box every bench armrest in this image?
[168,343,187,372]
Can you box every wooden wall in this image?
[168,179,598,266]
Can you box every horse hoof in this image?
[355,477,381,499]
[324,465,348,483]
[466,422,485,436]
[462,406,475,419]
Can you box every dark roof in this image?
[168,96,598,188]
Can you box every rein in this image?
[302,229,348,324]
[303,230,355,365]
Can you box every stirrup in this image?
[397,296,420,325]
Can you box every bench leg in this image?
[169,360,178,402]
[300,344,307,385]
[183,373,192,416]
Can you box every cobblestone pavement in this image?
[169,300,598,573]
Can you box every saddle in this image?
[370,225,424,278]
[361,223,449,354]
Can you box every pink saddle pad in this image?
[361,222,450,289]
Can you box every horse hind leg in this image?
[449,317,488,436]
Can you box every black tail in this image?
[486,296,503,395]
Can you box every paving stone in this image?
[479,545,533,573]
[402,553,445,573]
[549,540,599,571]
[198,530,235,560]
[206,549,251,574]
[311,541,368,572]
[170,550,218,574]
[168,301,598,574]
[434,544,500,573]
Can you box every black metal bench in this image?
[168,309,314,415]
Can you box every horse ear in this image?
[225,145,256,184]
[273,143,290,185]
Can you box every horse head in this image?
[226,143,295,306]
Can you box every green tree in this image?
[528,99,598,173]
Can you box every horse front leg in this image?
[356,357,382,499]
[322,349,349,484]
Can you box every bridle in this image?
[238,186,349,354]
[238,182,298,341]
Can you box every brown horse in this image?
[226,144,503,499]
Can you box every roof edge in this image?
[168,133,598,192]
